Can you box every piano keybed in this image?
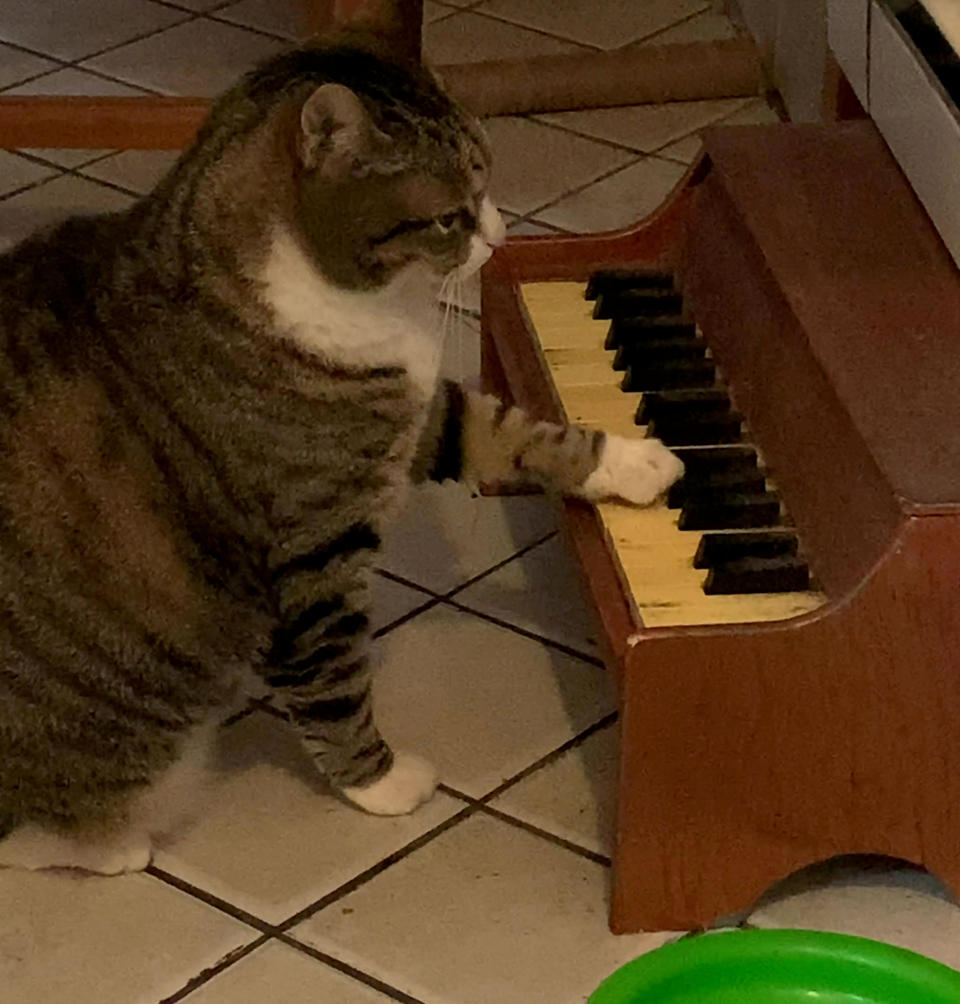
[520,273,827,629]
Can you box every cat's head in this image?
[272,46,505,291]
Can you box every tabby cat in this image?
[0,40,683,874]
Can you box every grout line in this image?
[477,711,618,803]
[514,153,646,222]
[43,14,199,74]
[159,934,273,1003]
[274,802,477,932]
[11,148,120,171]
[63,63,163,95]
[373,527,559,605]
[507,214,573,235]
[478,802,612,866]
[629,5,719,47]
[439,529,558,599]
[148,0,239,13]
[525,113,652,155]
[443,7,604,53]
[371,596,442,639]
[441,597,604,666]
[146,864,275,933]
[67,169,143,199]
[275,936,428,1004]
[0,167,74,203]
[202,11,301,44]
[372,568,438,598]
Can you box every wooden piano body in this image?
[481,120,960,933]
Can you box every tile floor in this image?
[2,1,960,1002]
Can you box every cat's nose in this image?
[479,195,506,247]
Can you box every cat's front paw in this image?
[580,435,684,505]
[341,752,438,816]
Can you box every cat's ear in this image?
[298,83,389,178]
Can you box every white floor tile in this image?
[455,533,600,654]
[491,721,618,856]
[16,149,117,168]
[424,10,588,65]
[153,712,463,925]
[378,479,560,593]
[483,116,634,216]
[81,18,286,96]
[0,0,187,62]
[657,132,705,164]
[183,941,394,1003]
[748,858,960,971]
[371,573,433,632]
[476,0,709,49]
[0,151,57,198]
[436,313,481,385]
[640,8,741,45]
[507,217,571,235]
[0,41,60,90]
[424,1,457,25]
[535,97,753,154]
[215,0,313,42]
[5,67,147,95]
[0,174,134,253]
[82,149,182,194]
[292,813,674,1004]
[372,605,615,796]
[535,155,686,232]
[165,0,233,9]
[715,95,781,126]
[0,869,255,1004]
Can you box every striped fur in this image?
[0,41,682,867]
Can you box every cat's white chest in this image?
[258,228,444,394]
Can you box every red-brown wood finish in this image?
[480,121,960,932]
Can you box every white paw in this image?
[342,752,438,816]
[0,823,152,875]
[580,435,684,505]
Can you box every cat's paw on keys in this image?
[581,435,684,505]
[342,752,438,816]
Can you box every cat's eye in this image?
[434,212,460,235]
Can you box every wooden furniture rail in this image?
[0,0,763,150]
[481,120,960,932]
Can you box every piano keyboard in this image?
[520,275,827,628]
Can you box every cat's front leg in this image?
[412,382,684,503]
[264,582,436,815]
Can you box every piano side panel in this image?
[612,512,960,932]
[684,166,904,598]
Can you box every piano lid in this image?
[699,120,960,514]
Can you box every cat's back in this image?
[0,211,134,375]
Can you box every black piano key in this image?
[585,269,673,300]
[667,469,766,509]
[693,530,799,568]
[613,337,706,372]
[621,359,716,392]
[649,411,743,447]
[678,491,781,530]
[594,288,684,320]
[703,555,810,595]
[605,318,695,351]
[636,387,732,425]
[672,445,759,479]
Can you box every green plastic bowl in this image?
[588,929,960,1003]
